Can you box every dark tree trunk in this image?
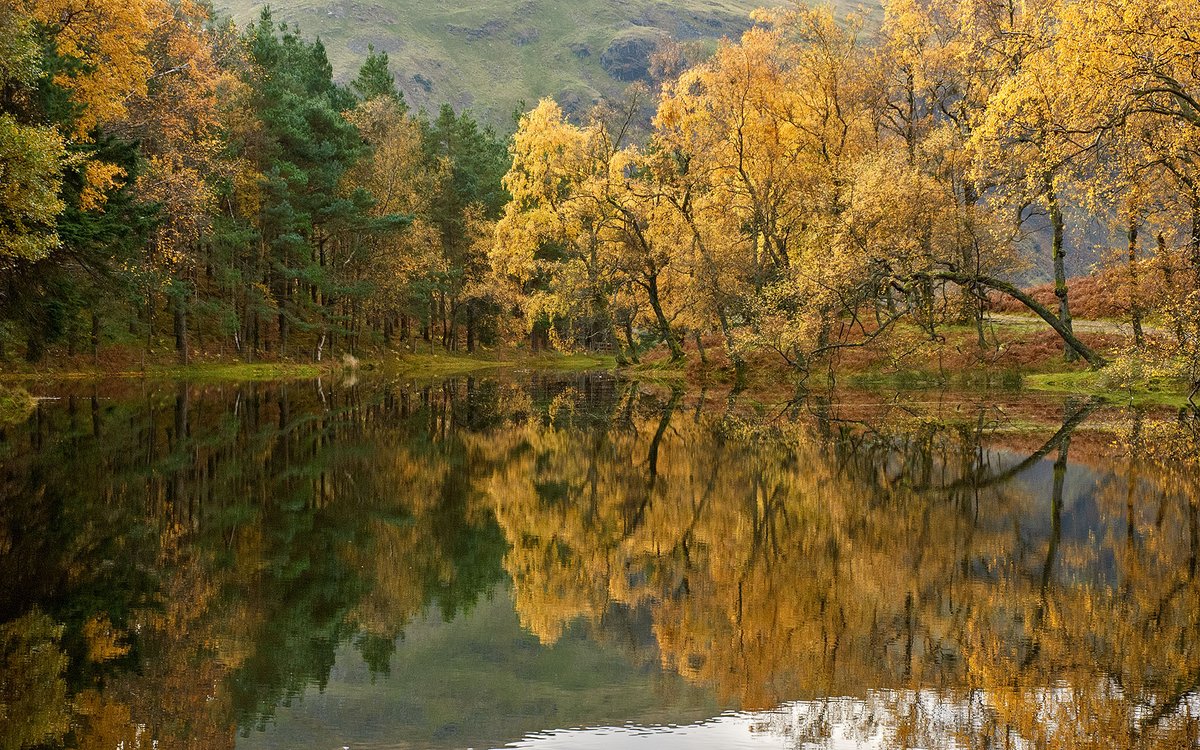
[91,311,100,365]
[1046,179,1076,362]
[25,332,43,363]
[1191,187,1200,286]
[926,270,1107,368]
[466,303,476,353]
[1128,221,1144,348]
[646,272,683,361]
[623,315,639,363]
[174,294,190,365]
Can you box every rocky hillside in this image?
[217,0,856,127]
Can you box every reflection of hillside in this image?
[238,584,721,750]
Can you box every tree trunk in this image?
[174,294,190,365]
[90,309,99,364]
[717,307,745,380]
[623,314,639,364]
[1191,187,1200,286]
[927,270,1107,368]
[1128,221,1144,348]
[1046,179,1076,362]
[25,331,43,363]
[439,293,448,349]
[466,303,476,353]
[646,273,683,362]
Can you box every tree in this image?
[351,44,405,106]
[494,99,685,360]
[0,115,67,261]
[421,105,509,352]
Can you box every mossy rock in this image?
[600,28,667,82]
[0,386,35,426]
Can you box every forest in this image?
[1,0,1199,395]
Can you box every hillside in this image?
[215,0,857,127]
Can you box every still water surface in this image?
[1,373,1197,749]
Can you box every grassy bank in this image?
[0,360,326,383]
[0,349,619,384]
[2,317,1194,407]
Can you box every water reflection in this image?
[0,376,1197,749]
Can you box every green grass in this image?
[626,358,690,383]
[213,0,872,128]
[0,361,325,383]
[379,351,506,377]
[381,350,617,378]
[142,362,325,381]
[522,353,617,371]
[841,369,1027,390]
[1024,371,1194,407]
[0,350,610,384]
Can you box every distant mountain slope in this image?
[217,0,874,126]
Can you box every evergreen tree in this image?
[352,44,405,107]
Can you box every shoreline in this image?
[1,346,1194,407]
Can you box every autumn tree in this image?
[495,99,685,359]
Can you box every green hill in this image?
[216,0,849,127]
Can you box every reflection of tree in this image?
[2,377,1198,750]
[479,387,1200,748]
[0,377,520,748]
[0,610,69,750]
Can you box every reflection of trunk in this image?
[647,387,681,486]
[90,389,101,438]
[624,387,680,538]
[1126,412,1142,553]
[1189,496,1198,581]
[1023,429,1070,670]
[1046,438,1069,589]
[902,593,914,681]
[918,398,1098,492]
[619,381,638,428]
[173,383,190,520]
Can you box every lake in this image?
[1,372,1198,749]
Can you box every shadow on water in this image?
[0,374,1198,749]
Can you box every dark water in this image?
[1,374,1198,750]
